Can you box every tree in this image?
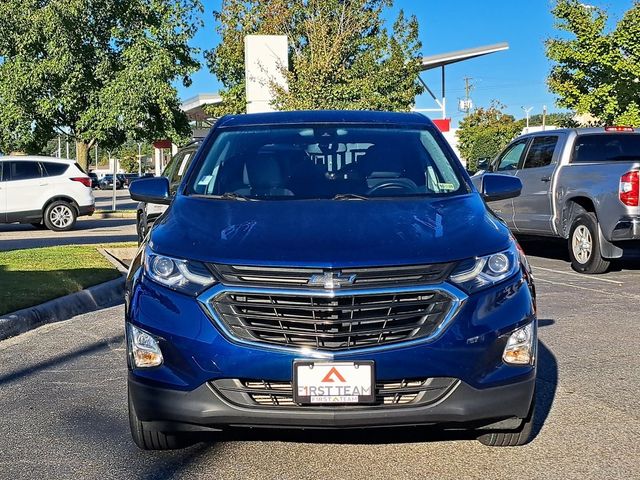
[546,0,640,126]
[0,0,202,169]
[116,141,154,174]
[526,112,579,128]
[456,102,522,172]
[206,0,424,116]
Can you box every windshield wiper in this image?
[201,192,255,201]
[332,193,370,201]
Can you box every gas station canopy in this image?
[420,42,509,71]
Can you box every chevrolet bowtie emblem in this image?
[308,271,357,289]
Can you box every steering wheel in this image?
[366,180,418,196]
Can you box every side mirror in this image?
[129,177,171,205]
[481,174,522,202]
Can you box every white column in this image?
[154,148,162,176]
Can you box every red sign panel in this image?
[432,119,451,132]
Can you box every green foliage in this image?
[526,112,579,128]
[0,0,202,168]
[116,141,154,173]
[547,0,640,127]
[456,102,522,172]
[206,0,424,115]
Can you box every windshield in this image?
[188,126,466,199]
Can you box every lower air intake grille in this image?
[211,378,458,408]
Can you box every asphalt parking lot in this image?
[0,241,638,479]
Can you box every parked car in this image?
[0,156,94,231]
[475,127,640,273]
[126,111,537,450]
[98,174,123,190]
[135,141,201,244]
[122,173,141,188]
[88,172,99,189]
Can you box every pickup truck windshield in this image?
[189,126,465,199]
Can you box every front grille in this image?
[211,290,453,351]
[212,378,459,408]
[210,263,455,289]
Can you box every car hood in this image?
[150,194,511,267]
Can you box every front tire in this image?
[128,389,192,450]
[568,213,610,274]
[477,396,535,447]
[43,201,77,231]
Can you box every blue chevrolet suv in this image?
[126,111,537,450]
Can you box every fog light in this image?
[127,323,163,368]
[503,323,535,365]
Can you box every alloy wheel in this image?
[49,205,74,229]
[572,225,592,264]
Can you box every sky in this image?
[180,0,635,126]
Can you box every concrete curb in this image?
[93,212,137,219]
[0,276,125,341]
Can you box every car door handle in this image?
[541,176,551,182]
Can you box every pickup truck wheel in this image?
[43,201,77,232]
[128,389,193,450]
[568,213,610,274]
[477,396,535,447]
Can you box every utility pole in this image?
[459,77,474,114]
[522,106,534,134]
[542,105,547,131]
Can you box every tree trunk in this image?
[76,141,90,172]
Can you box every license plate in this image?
[293,361,375,404]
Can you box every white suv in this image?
[0,156,95,231]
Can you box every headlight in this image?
[449,243,520,293]
[144,247,216,295]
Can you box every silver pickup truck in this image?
[474,127,640,273]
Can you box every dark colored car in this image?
[127,111,536,451]
[122,173,142,187]
[99,174,123,190]
[88,172,99,189]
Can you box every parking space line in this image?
[535,277,640,300]
[532,265,624,285]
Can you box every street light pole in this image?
[110,151,117,211]
[138,142,143,176]
[522,106,534,134]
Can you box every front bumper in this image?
[129,373,535,431]
[126,267,537,431]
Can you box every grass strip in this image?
[0,245,125,315]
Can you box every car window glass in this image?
[190,126,465,199]
[9,161,42,181]
[522,136,559,169]
[42,162,69,177]
[573,134,640,162]
[177,153,193,177]
[496,140,527,171]
[0,162,4,182]
[161,153,181,178]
